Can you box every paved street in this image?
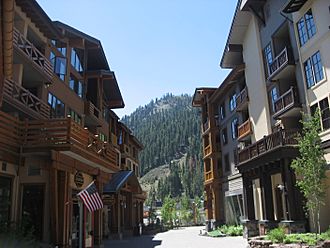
[104,226,248,248]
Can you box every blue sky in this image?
[37,0,236,117]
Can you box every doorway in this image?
[21,184,44,240]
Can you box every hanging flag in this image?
[78,181,103,212]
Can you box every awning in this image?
[103,170,142,194]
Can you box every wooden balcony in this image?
[273,87,301,119]
[0,111,23,163]
[238,119,252,141]
[236,87,249,112]
[13,28,53,81]
[202,119,210,133]
[3,79,50,119]
[84,101,102,125]
[267,47,295,81]
[205,171,213,182]
[238,129,299,166]
[204,145,212,158]
[23,118,118,169]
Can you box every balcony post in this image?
[243,175,255,220]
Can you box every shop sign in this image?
[74,171,84,188]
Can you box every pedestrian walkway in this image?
[103,226,248,248]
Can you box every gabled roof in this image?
[16,0,61,39]
[103,170,142,194]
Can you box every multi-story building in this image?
[193,65,247,228]
[283,0,330,232]
[194,0,330,236]
[0,0,145,247]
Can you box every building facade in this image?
[195,0,330,236]
[0,0,145,247]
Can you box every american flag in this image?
[78,181,103,212]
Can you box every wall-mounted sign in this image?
[74,171,84,188]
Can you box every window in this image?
[264,43,273,66]
[51,40,66,56]
[304,51,324,88]
[220,103,226,120]
[222,128,228,145]
[270,87,278,112]
[229,93,237,112]
[224,154,230,172]
[48,93,65,118]
[311,98,330,131]
[68,109,82,125]
[50,51,67,81]
[297,9,316,46]
[231,117,239,140]
[71,48,84,72]
[0,176,12,226]
[99,133,108,142]
[69,75,83,98]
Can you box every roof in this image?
[103,170,142,194]
[220,0,251,68]
[282,0,308,13]
[16,0,61,39]
[209,64,245,103]
[192,87,217,107]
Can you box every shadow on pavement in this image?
[103,235,162,248]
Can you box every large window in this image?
[71,48,84,72]
[311,98,330,131]
[231,117,239,140]
[69,75,83,98]
[304,51,324,88]
[48,93,65,118]
[0,176,12,226]
[297,9,316,46]
[229,93,237,112]
[50,51,67,81]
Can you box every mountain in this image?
[121,93,203,200]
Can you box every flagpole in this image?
[79,199,83,248]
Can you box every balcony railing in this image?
[238,129,299,164]
[204,145,212,157]
[3,79,50,119]
[236,87,249,111]
[203,119,210,133]
[238,119,252,140]
[273,87,300,119]
[205,171,213,181]
[84,101,102,124]
[13,28,53,80]
[267,47,293,80]
[23,118,118,168]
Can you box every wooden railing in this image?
[13,28,53,80]
[268,47,291,80]
[3,79,50,119]
[273,87,298,118]
[236,87,248,111]
[0,111,23,155]
[238,129,299,164]
[238,119,252,140]
[204,145,211,157]
[85,101,101,120]
[203,119,209,132]
[205,171,213,181]
[23,118,117,167]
